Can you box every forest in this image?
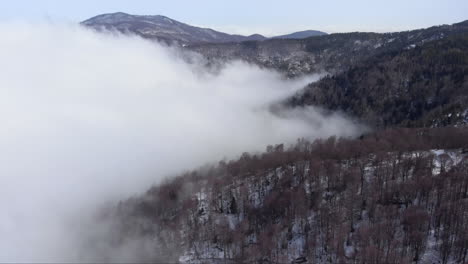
[291,34,468,128]
[76,16,468,264]
[104,127,468,263]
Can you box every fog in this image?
[0,22,363,262]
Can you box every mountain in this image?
[81,12,328,44]
[78,16,468,263]
[81,12,267,44]
[100,127,468,263]
[188,20,468,77]
[82,14,468,79]
[272,29,328,39]
[289,33,468,128]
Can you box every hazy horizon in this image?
[2,0,467,36]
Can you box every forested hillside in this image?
[290,34,468,128]
[77,16,468,264]
[101,128,468,263]
[189,20,468,77]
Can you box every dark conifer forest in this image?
[291,34,468,128]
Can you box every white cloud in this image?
[0,22,363,262]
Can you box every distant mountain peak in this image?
[81,12,267,44]
[272,30,328,39]
[82,12,331,44]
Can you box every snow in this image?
[344,244,355,258]
[227,215,238,230]
[180,148,465,263]
[196,190,209,223]
[432,149,445,156]
[163,17,174,24]
[421,229,441,263]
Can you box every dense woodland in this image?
[189,20,468,77]
[104,128,468,263]
[291,34,468,128]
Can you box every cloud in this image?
[0,22,363,262]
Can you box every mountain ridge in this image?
[81,12,327,44]
[272,29,328,39]
[81,12,267,44]
[188,19,468,77]
[289,33,468,128]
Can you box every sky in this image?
[1,0,467,35]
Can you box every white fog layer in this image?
[0,22,363,261]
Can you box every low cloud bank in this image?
[0,22,363,262]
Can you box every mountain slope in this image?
[98,127,468,263]
[81,12,267,44]
[188,20,468,77]
[272,30,328,39]
[289,33,468,128]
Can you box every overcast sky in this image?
[1,0,467,35]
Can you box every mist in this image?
[0,22,363,262]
